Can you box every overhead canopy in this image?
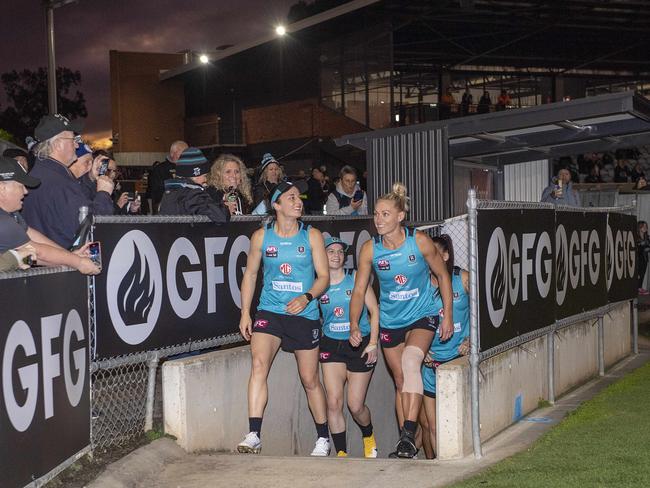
[337,92,650,165]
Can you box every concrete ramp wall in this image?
[437,301,631,459]
[163,346,400,456]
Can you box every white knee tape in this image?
[401,345,425,394]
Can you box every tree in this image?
[0,67,87,144]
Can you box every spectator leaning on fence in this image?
[159,147,230,223]
[0,156,99,275]
[207,154,253,216]
[540,168,581,206]
[325,165,368,216]
[21,114,115,248]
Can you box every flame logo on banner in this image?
[555,224,568,305]
[485,227,507,328]
[107,230,163,345]
[606,223,614,291]
[117,242,157,326]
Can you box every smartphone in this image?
[127,192,135,201]
[98,159,109,176]
[353,189,364,201]
[89,241,102,268]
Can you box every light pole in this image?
[44,0,78,114]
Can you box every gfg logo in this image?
[107,230,163,345]
[485,227,552,328]
[605,223,635,290]
[555,225,602,306]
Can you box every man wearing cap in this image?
[159,147,230,222]
[149,140,188,214]
[0,156,99,275]
[3,147,29,172]
[69,142,94,179]
[21,114,115,248]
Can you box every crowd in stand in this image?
[0,114,368,273]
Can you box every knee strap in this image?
[401,345,425,394]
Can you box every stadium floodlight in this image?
[276,25,287,36]
[199,54,209,64]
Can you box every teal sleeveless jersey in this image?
[258,221,319,320]
[372,227,437,329]
[319,271,371,340]
[430,267,470,361]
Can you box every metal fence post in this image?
[144,353,160,432]
[467,188,482,459]
[598,316,605,377]
[632,299,638,355]
[547,328,555,405]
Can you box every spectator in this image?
[252,153,284,214]
[440,87,455,119]
[108,159,142,215]
[0,155,99,275]
[22,114,114,248]
[631,162,645,182]
[460,89,473,116]
[325,165,368,216]
[3,148,29,172]
[614,159,631,183]
[68,142,94,179]
[541,168,581,206]
[477,91,491,114]
[635,176,650,191]
[305,166,327,215]
[148,140,188,214]
[496,89,511,111]
[159,147,229,223]
[636,221,650,295]
[0,245,37,272]
[584,164,604,184]
[206,153,253,216]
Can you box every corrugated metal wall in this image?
[367,128,449,222]
[503,159,549,202]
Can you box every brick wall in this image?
[110,51,186,154]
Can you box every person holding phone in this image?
[325,166,368,216]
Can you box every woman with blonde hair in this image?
[207,153,253,215]
[349,182,453,459]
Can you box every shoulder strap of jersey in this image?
[453,265,461,276]
[405,226,415,237]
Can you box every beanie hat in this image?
[259,153,279,173]
[175,147,210,177]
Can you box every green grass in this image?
[451,362,650,488]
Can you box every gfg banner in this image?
[478,209,556,351]
[93,218,374,359]
[478,208,637,351]
[0,270,89,488]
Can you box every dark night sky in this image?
[2,0,297,140]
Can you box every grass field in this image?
[452,361,650,488]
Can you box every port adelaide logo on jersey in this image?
[265,245,278,258]
[378,259,390,270]
[408,254,416,263]
[297,246,305,255]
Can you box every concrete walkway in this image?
[88,350,649,488]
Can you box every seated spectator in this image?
[206,154,252,216]
[477,91,491,114]
[584,164,604,184]
[0,245,37,272]
[159,147,229,223]
[325,165,368,216]
[614,159,631,183]
[541,168,580,206]
[635,176,650,191]
[631,162,645,182]
[3,147,29,172]
[252,153,284,214]
[22,114,114,248]
[0,156,99,274]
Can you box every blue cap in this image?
[75,143,92,158]
[324,236,349,252]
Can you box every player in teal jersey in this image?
[319,237,380,458]
[350,183,454,459]
[237,181,331,456]
[419,235,470,459]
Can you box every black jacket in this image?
[159,178,230,223]
[149,159,176,212]
[207,187,251,215]
[252,181,277,211]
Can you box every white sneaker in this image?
[310,437,331,457]
[237,432,261,454]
